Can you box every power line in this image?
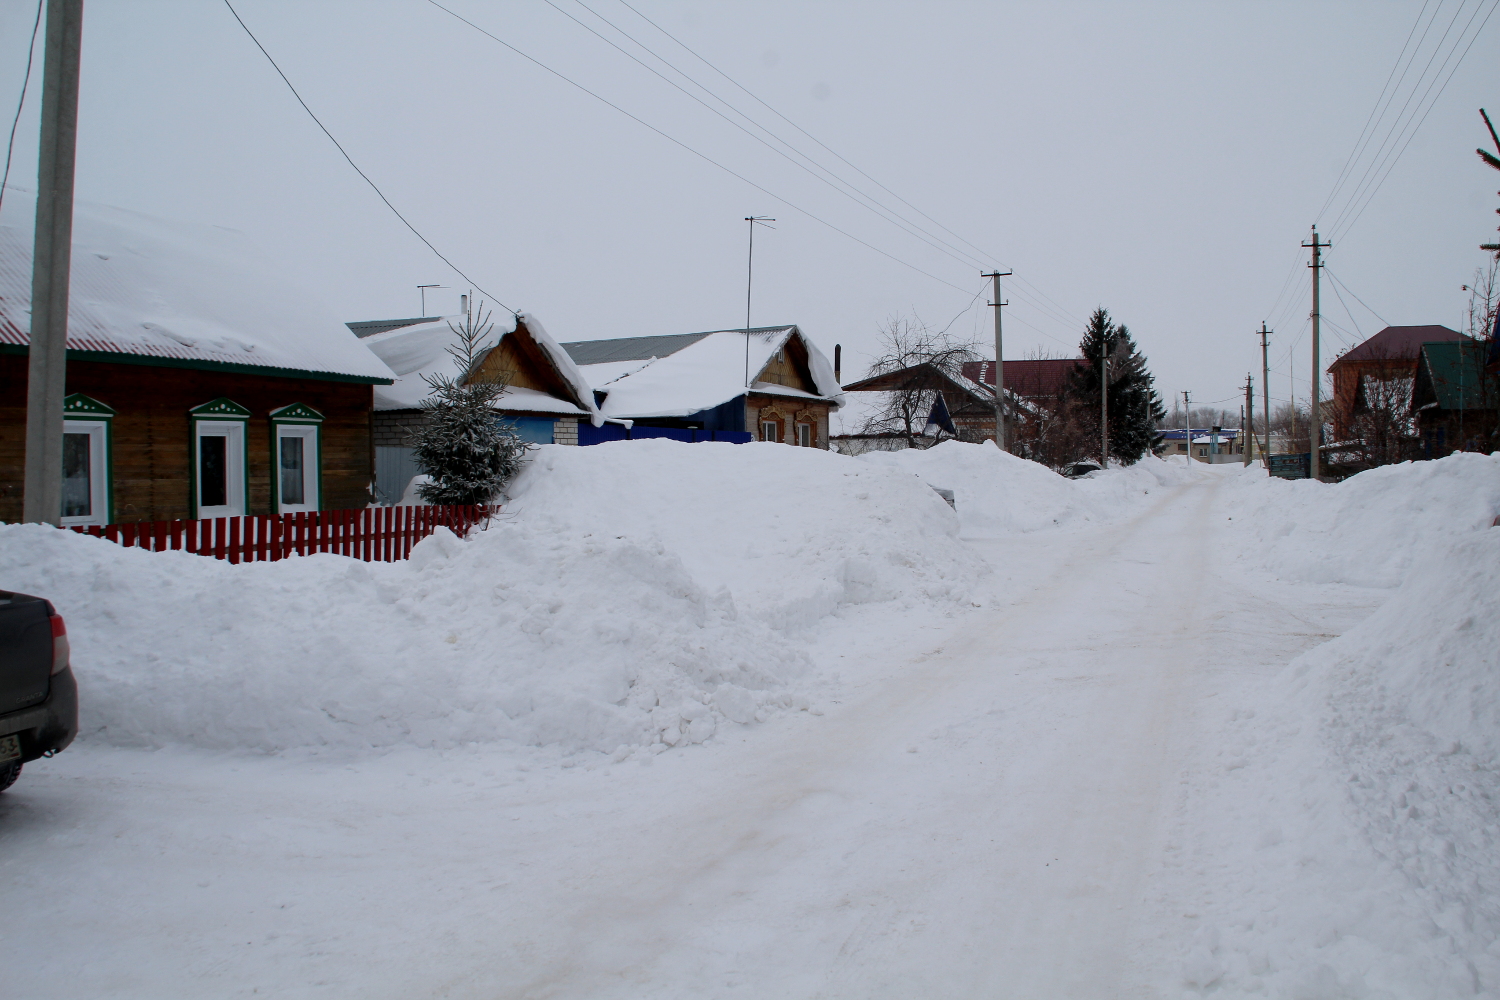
[0,0,43,218]
[603,0,1088,334]
[1315,0,1439,224]
[541,0,995,277]
[1331,0,1498,241]
[220,0,514,312]
[425,0,978,297]
[1325,268,1390,326]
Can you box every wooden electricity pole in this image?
[23,0,84,525]
[983,270,1010,451]
[1258,323,1271,466]
[1243,374,1253,467]
[1303,226,1330,481]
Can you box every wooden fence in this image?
[67,505,497,565]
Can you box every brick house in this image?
[1328,325,1464,440]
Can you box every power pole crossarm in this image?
[23,0,84,526]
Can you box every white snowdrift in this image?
[0,441,985,754]
[860,441,1200,536]
[1164,455,1500,997]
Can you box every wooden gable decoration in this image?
[268,402,325,423]
[753,331,819,394]
[63,393,116,417]
[469,316,589,410]
[189,397,252,419]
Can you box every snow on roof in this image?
[363,312,599,422]
[0,187,394,382]
[576,325,844,420]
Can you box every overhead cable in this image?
[0,0,43,218]
[221,0,514,312]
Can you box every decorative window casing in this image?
[269,403,324,514]
[758,405,786,443]
[60,394,114,527]
[190,398,251,519]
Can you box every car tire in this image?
[0,761,21,793]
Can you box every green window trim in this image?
[61,394,115,525]
[189,398,251,519]
[269,403,324,513]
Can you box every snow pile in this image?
[506,440,985,631]
[859,440,1199,536]
[0,441,981,754]
[1160,455,1500,997]
[1223,452,1500,586]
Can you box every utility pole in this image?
[1303,226,1331,481]
[1258,323,1271,465]
[1243,374,1253,467]
[1100,336,1110,466]
[743,217,774,387]
[982,270,1011,451]
[1182,390,1191,465]
[23,0,84,526]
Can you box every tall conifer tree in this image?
[1068,308,1166,464]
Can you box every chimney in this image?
[834,344,841,383]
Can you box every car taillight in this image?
[49,614,70,675]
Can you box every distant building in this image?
[1328,325,1465,440]
[561,325,843,448]
[836,362,1002,452]
[354,313,598,504]
[960,359,1083,402]
[1412,339,1499,457]
[1159,428,1244,462]
[1,194,395,525]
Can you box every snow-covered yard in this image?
[2,443,1498,999]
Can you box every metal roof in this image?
[561,326,794,365]
[1332,325,1463,366]
[346,317,439,339]
[1415,340,1498,410]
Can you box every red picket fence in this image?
[67,505,497,565]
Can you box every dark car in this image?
[0,591,79,792]
[1060,462,1103,479]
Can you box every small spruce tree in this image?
[1068,308,1166,465]
[412,304,528,504]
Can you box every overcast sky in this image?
[1,0,1496,415]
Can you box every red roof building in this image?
[961,359,1083,400]
[1328,325,1465,440]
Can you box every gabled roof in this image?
[842,362,994,405]
[0,188,394,383]
[566,325,843,419]
[1412,339,1499,411]
[961,359,1082,398]
[1331,325,1464,367]
[362,312,600,422]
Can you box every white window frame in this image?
[761,419,779,443]
[273,423,320,514]
[796,422,812,448]
[60,419,110,527]
[193,418,247,519]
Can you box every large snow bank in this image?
[859,441,1200,536]
[1160,456,1500,997]
[1223,452,1500,587]
[0,441,982,754]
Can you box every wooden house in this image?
[0,196,395,525]
[561,325,843,447]
[837,362,1002,451]
[356,312,599,503]
[1411,339,1498,457]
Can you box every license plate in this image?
[0,734,20,763]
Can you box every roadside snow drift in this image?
[0,441,984,754]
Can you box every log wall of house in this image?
[745,393,831,448]
[0,354,375,523]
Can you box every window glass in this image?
[796,423,811,447]
[200,435,227,507]
[63,433,91,517]
[280,436,305,505]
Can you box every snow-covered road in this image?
[3,474,1392,999]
